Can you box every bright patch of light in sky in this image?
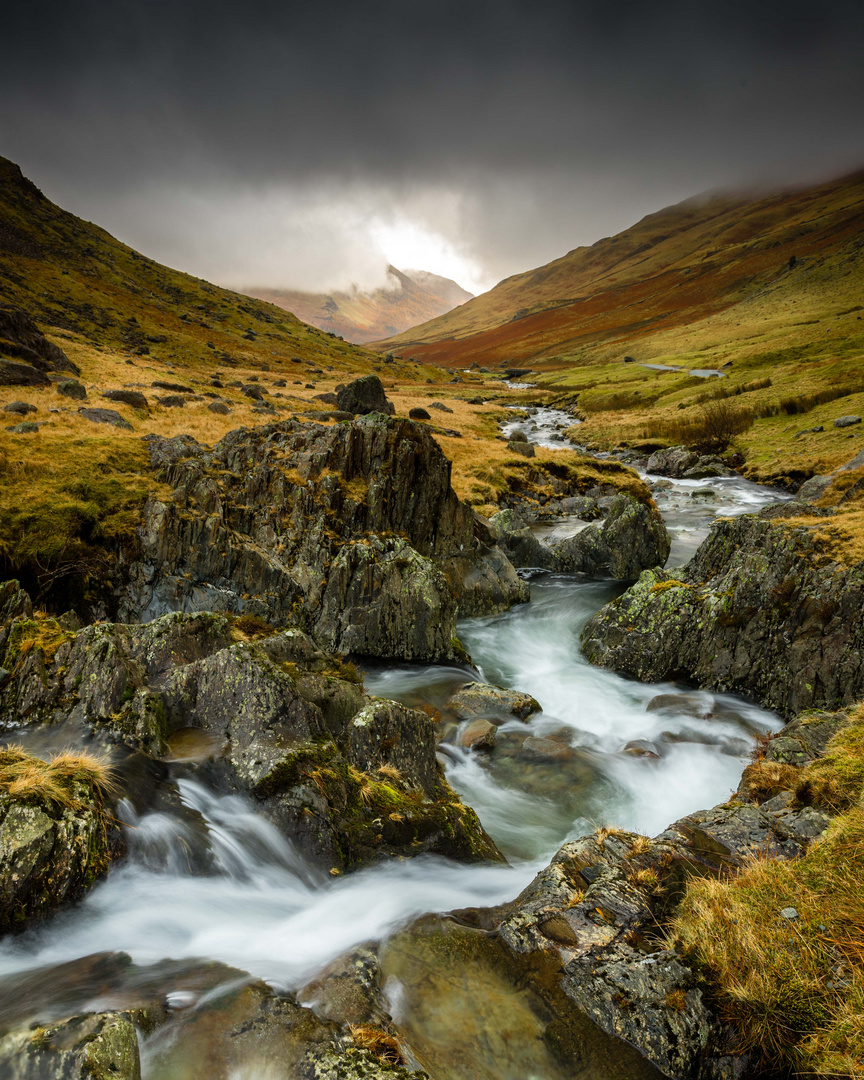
[370,218,491,295]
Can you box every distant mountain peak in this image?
[244,268,473,344]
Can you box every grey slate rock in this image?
[57,379,87,400]
[78,407,134,430]
[336,374,395,416]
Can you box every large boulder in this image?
[491,705,839,1079]
[489,509,560,570]
[0,360,50,387]
[116,415,526,659]
[581,508,864,716]
[336,374,394,416]
[0,606,501,872]
[0,748,119,934]
[551,493,670,579]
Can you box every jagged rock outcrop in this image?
[116,415,527,661]
[581,506,864,715]
[0,604,500,871]
[492,706,838,1079]
[551,492,670,579]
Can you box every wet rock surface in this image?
[581,508,864,715]
[116,415,526,659]
[489,508,561,570]
[645,446,730,480]
[0,603,500,871]
[446,681,542,724]
[489,704,839,1079]
[551,493,670,579]
[0,1011,143,1080]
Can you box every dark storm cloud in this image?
[1,1,863,290]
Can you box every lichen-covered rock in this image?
[0,1012,142,1080]
[490,704,840,1079]
[0,785,116,934]
[314,538,458,660]
[551,493,670,579]
[115,415,526,660]
[0,609,500,871]
[446,681,541,724]
[488,508,560,570]
[581,509,864,715]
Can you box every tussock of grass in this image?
[0,746,114,808]
[349,1024,404,1065]
[672,705,864,1076]
[738,759,800,804]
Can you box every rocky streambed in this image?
[0,404,848,1079]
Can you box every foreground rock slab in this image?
[489,705,839,1079]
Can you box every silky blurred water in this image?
[0,406,790,1078]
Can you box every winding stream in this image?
[0,407,792,1077]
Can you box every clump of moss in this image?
[649,579,690,594]
[5,614,74,663]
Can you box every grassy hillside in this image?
[377,170,864,370]
[374,171,864,488]
[245,266,472,344]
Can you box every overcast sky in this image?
[2,1,863,294]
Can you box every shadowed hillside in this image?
[0,156,382,374]
[245,265,472,344]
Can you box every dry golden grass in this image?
[738,759,801,805]
[0,745,114,807]
[349,1024,404,1065]
[376,764,403,783]
[794,705,864,814]
[673,706,864,1076]
[628,834,652,857]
